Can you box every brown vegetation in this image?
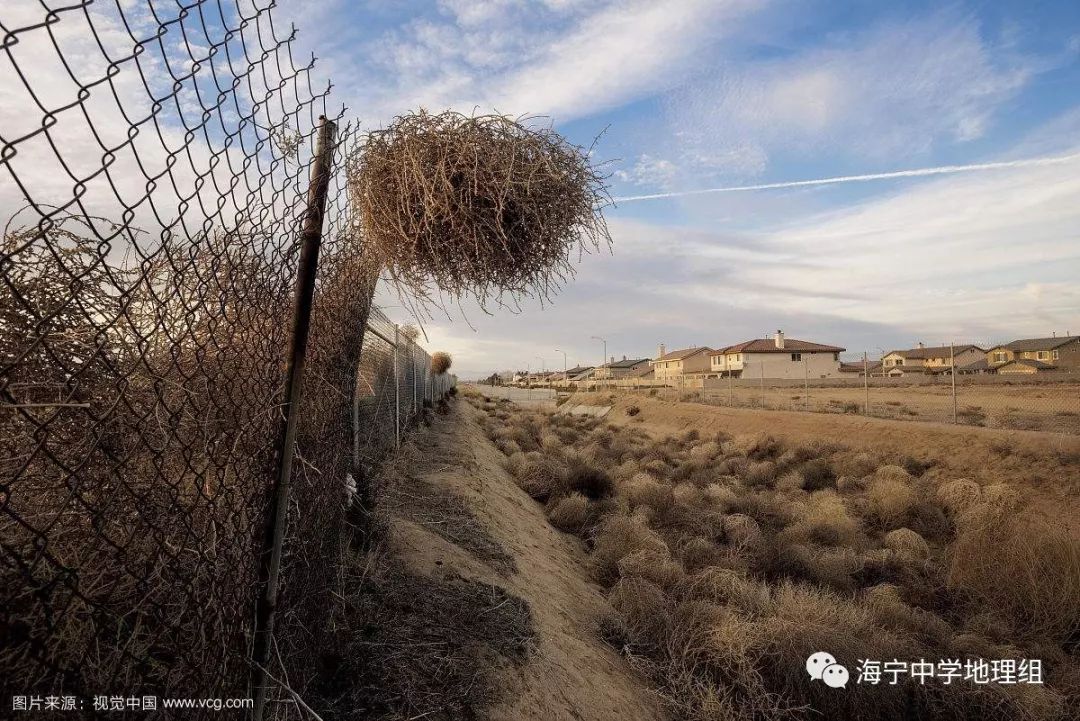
[473,395,1080,721]
[348,110,610,307]
[431,351,453,375]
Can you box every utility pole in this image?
[863,351,869,416]
[591,335,607,389]
[950,342,957,424]
[554,349,567,387]
[804,356,809,411]
[759,360,765,408]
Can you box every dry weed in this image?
[949,508,1080,641]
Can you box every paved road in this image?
[467,384,557,409]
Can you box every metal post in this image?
[950,342,957,424]
[803,357,809,411]
[759,361,765,408]
[252,116,336,721]
[728,367,733,406]
[863,352,870,415]
[393,325,400,448]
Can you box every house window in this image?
[993,352,1006,363]
[791,352,802,362]
[833,352,839,361]
[1053,350,1060,360]
[1037,351,1048,360]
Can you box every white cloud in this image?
[289,0,765,126]
[409,129,1080,370]
[667,11,1039,175]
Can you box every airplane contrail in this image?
[612,151,1080,204]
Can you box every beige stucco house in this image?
[881,343,983,372]
[651,345,713,382]
[710,331,844,379]
[986,335,1079,373]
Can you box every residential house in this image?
[985,335,1079,373]
[711,331,845,379]
[881,343,984,373]
[994,359,1057,375]
[651,344,713,382]
[840,360,883,376]
[593,356,651,380]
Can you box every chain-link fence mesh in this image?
[1,0,454,715]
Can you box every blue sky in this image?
[8,0,1075,378]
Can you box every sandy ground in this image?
[388,400,665,721]
[470,383,558,409]
[574,392,1080,527]
[635,382,1080,434]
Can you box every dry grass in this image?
[472,396,1080,721]
[349,110,610,308]
[949,507,1080,642]
[431,351,453,375]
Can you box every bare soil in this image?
[358,399,666,721]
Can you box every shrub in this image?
[431,351,453,375]
[593,515,670,584]
[800,459,836,492]
[742,460,777,487]
[625,473,674,513]
[882,528,930,560]
[702,483,739,511]
[608,576,673,650]
[626,405,641,417]
[617,548,685,590]
[783,492,860,547]
[565,459,614,500]
[721,514,763,549]
[867,467,916,528]
[515,458,567,501]
[349,110,609,306]
[677,568,772,616]
[936,479,981,517]
[688,440,720,462]
[547,492,589,533]
[900,455,932,477]
[949,509,1080,641]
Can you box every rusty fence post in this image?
[252,116,338,721]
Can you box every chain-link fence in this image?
[1,0,453,716]
[636,373,1079,435]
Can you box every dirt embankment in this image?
[372,399,665,721]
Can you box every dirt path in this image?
[388,400,665,721]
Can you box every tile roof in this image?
[886,344,982,359]
[655,346,712,361]
[626,366,654,379]
[1004,336,1079,352]
[720,338,845,354]
[602,358,650,369]
[998,358,1057,370]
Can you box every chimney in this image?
[774,330,784,349]
[658,343,666,359]
[622,355,627,361]
[917,341,925,349]
[610,355,615,365]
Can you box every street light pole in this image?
[554,349,567,384]
[590,335,607,389]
